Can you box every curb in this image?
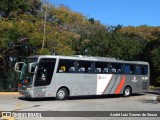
[0,92,19,95]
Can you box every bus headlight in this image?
[27,87,32,90]
[27,85,32,90]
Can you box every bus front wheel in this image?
[123,86,131,97]
[56,88,68,100]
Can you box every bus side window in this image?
[111,68,116,73]
[69,67,75,72]
[95,62,109,74]
[124,64,136,74]
[110,63,123,74]
[130,65,136,74]
[136,65,141,75]
[117,69,122,73]
[79,67,85,72]
[77,61,94,73]
[87,67,92,73]
[103,68,109,73]
[57,59,76,73]
[141,65,148,75]
[124,65,130,74]
[59,66,66,72]
[144,66,148,75]
[96,68,101,73]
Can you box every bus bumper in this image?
[18,89,34,98]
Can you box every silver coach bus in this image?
[14,55,149,100]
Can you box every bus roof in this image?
[27,55,149,65]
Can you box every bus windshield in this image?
[19,58,38,86]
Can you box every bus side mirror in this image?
[14,62,24,72]
[28,63,37,73]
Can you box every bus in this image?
[14,55,149,100]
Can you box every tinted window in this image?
[77,61,94,73]
[95,62,110,73]
[124,64,136,74]
[110,63,123,74]
[141,65,148,75]
[57,59,76,73]
[136,65,148,75]
[34,58,56,86]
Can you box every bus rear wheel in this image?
[123,86,131,97]
[56,88,68,100]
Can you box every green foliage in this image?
[0,0,41,18]
[155,77,160,87]
[50,5,85,24]
[119,26,160,41]
[106,34,145,60]
[151,46,160,71]
[38,48,51,55]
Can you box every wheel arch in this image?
[123,85,132,94]
[57,86,70,96]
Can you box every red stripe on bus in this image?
[102,75,113,94]
[114,75,126,94]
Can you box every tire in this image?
[56,88,68,100]
[123,86,131,97]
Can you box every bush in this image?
[154,76,160,87]
[0,72,18,92]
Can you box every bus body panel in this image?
[49,74,149,97]
[53,73,97,96]
[18,74,149,98]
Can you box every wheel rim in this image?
[125,88,130,96]
[57,90,65,99]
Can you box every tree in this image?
[145,39,160,86]
[0,0,42,18]
[119,25,160,41]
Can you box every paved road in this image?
[0,93,159,120]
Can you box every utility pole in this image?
[42,1,48,53]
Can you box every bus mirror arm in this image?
[28,63,38,73]
[14,62,24,72]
